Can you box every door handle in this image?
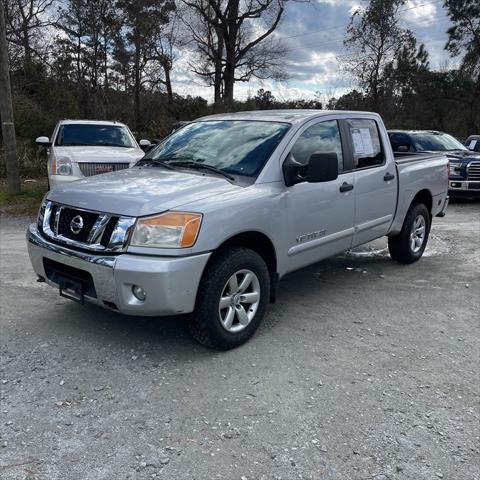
[339,182,354,193]
[384,172,395,181]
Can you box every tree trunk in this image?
[213,28,224,105]
[223,63,234,109]
[222,0,239,110]
[222,34,237,109]
[22,26,31,67]
[163,62,173,104]
[133,40,141,130]
[0,0,20,194]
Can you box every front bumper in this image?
[449,180,480,193]
[27,224,211,316]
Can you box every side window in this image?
[347,119,385,169]
[290,120,344,172]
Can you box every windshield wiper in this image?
[169,160,235,181]
[137,158,178,171]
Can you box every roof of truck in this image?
[196,110,378,124]
[59,119,128,127]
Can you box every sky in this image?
[172,0,458,103]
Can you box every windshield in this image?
[411,132,468,152]
[142,120,291,177]
[55,124,136,148]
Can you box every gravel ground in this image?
[1,200,479,480]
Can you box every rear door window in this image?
[346,119,385,169]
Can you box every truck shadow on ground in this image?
[44,247,430,359]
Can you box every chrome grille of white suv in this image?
[78,162,130,177]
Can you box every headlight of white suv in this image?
[54,157,73,176]
[130,212,203,248]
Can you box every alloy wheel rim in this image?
[219,269,260,333]
[410,215,426,253]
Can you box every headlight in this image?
[55,157,72,176]
[130,212,203,248]
[449,163,460,176]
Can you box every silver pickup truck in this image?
[27,110,449,349]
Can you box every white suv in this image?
[36,120,150,188]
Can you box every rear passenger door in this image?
[343,118,397,247]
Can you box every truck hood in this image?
[47,166,242,217]
[54,146,144,163]
[422,149,480,162]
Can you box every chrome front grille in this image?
[78,162,130,177]
[40,201,135,252]
[467,161,480,181]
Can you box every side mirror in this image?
[139,139,151,150]
[283,152,338,187]
[36,136,51,147]
[396,145,409,153]
[306,152,339,183]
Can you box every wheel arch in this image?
[411,188,433,215]
[209,230,278,301]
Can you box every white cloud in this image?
[404,0,437,25]
[171,0,452,102]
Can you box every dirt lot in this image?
[1,200,479,480]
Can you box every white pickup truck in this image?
[35,120,150,188]
[28,110,449,349]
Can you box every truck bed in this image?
[389,151,449,235]
[394,152,443,163]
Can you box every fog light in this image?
[132,285,146,301]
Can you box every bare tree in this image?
[148,11,182,104]
[4,0,55,69]
[183,0,288,108]
[343,0,414,111]
[0,0,20,193]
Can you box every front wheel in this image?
[189,247,270,350]
[388,203,431,264]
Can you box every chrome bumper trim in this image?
[449,180,480,192]
[27,223,116,268]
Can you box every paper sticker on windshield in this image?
[351,128,374,156]
[469,139,477,149]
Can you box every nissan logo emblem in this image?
[70,215,84,234]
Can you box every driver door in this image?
[284,119,355,273]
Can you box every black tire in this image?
[189,247,270,350]
[388,203,431,264]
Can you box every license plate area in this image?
[468,182,480,190]
[43,258,97,300]
[59,277,85,304]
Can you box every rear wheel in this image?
[189,247,270,350]
[388,203,430,264]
